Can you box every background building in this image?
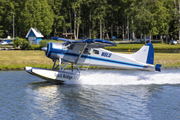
[26,28,44,45]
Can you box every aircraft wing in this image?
[52,37,74,42]
[74,39,117,48]
[52,37,116,48]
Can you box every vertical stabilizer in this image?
[133,43,154,65]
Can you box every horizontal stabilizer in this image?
[155,64,161,72]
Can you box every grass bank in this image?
[119,52,180,68]
[154,53,180,68]
[0,51,52,70]
[105,43,180,50]
[0,50,180,70]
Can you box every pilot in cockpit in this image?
[83,48,90,54]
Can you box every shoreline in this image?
[0,50,180,71]
[0,66,180,71]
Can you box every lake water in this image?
[0,69,180,120]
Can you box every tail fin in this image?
[133,43,154,65]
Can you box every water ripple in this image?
[0,70,180,119]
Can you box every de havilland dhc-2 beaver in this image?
[25,37,161,83]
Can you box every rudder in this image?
[145,43,154,64]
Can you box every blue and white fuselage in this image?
[46,42,157,71]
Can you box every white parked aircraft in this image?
[25,37,161,83]
[0,36,14,45]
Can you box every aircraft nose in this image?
[41,47,47,51]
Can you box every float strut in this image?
[71,63,73,72]
[59,58,61,71]
[52,59,57,70]
[76,64,80,73]
[62,62,68,71]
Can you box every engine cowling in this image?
[45,42,67,59]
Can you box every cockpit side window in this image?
[93,49,99,54]
[83,48,90,54]
[67,44,75,50]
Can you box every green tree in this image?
[128,0,171,43]
[50,0,64,36]
[0,18,3,37]
[129,0,152,39]
[153,0,171,43]
[19,0,54,36]
[0,0,14,37]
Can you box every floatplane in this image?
[25,37,161,83]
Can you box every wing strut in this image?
[75,42,87,64]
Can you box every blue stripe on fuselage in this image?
[48,48,145,68]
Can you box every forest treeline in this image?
[0,0,180,42]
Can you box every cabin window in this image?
[93,50,99,54]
